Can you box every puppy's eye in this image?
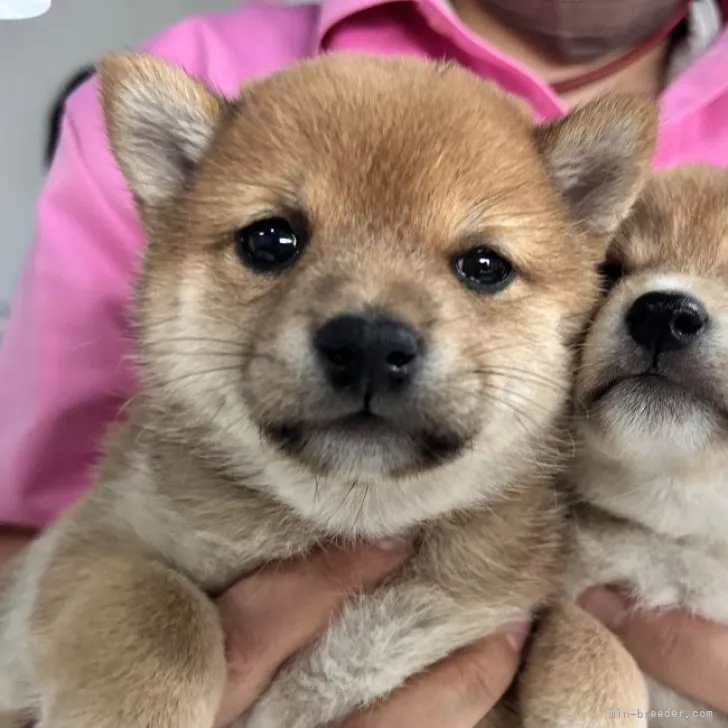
[235,217,304,273]
[452,247,515,294]
[598,260,625,290]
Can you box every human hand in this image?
[340,622,530,728]
[214,539,528,728]
[580,586,728,714]
[213,542,410,727]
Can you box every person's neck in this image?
[450,0,671,106]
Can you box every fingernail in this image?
[579,587,629,631]
[500,621,531,651]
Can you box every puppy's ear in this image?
[533,95,658,238]
[99,52,228,206]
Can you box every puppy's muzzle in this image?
[626,291,708,354]
[314,314,421,402]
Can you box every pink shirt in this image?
[1,0,727,528]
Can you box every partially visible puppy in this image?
[569,166,728,727]
[0,52,657,728]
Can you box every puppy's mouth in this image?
[589,370,725,419]
[592,372,679,404]
[263,409,469,473]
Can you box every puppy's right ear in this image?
[99,52,228,207]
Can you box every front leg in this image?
[242,582,520,728]
[518,601,648,728]
[30,554,226,728]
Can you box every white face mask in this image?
[481,0,687,61]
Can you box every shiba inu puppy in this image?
[0,52,657,728]
[569,166,728,727]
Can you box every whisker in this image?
[471,366,566,391]
[353,483,370,533]
[476,386,557,419]
[340,480,360,509]
[155,365,247,387]
[313,474,321,506]
[144,350,246,358]
[477,388,545,429]
[145,336,245,348]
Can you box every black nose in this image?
[626,291,708,353]
[314,315,421,398]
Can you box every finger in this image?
[214,542,410,726]
[342,623,530,728]
[580,586,728,714]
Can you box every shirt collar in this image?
[313,0,728,124]
[315,0,400,47]
[316,0,725,50]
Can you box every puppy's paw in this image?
[38,702,219,728]
[30,557,226,728]
[520,603,648,728]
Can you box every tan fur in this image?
[519,602,648,727]
[568,167,728,726]
[0,52,656,728]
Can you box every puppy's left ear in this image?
[533,95,658,238]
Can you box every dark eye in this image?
[235,217,304,273]
[452,247,515,294]
[598,260,625,290]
